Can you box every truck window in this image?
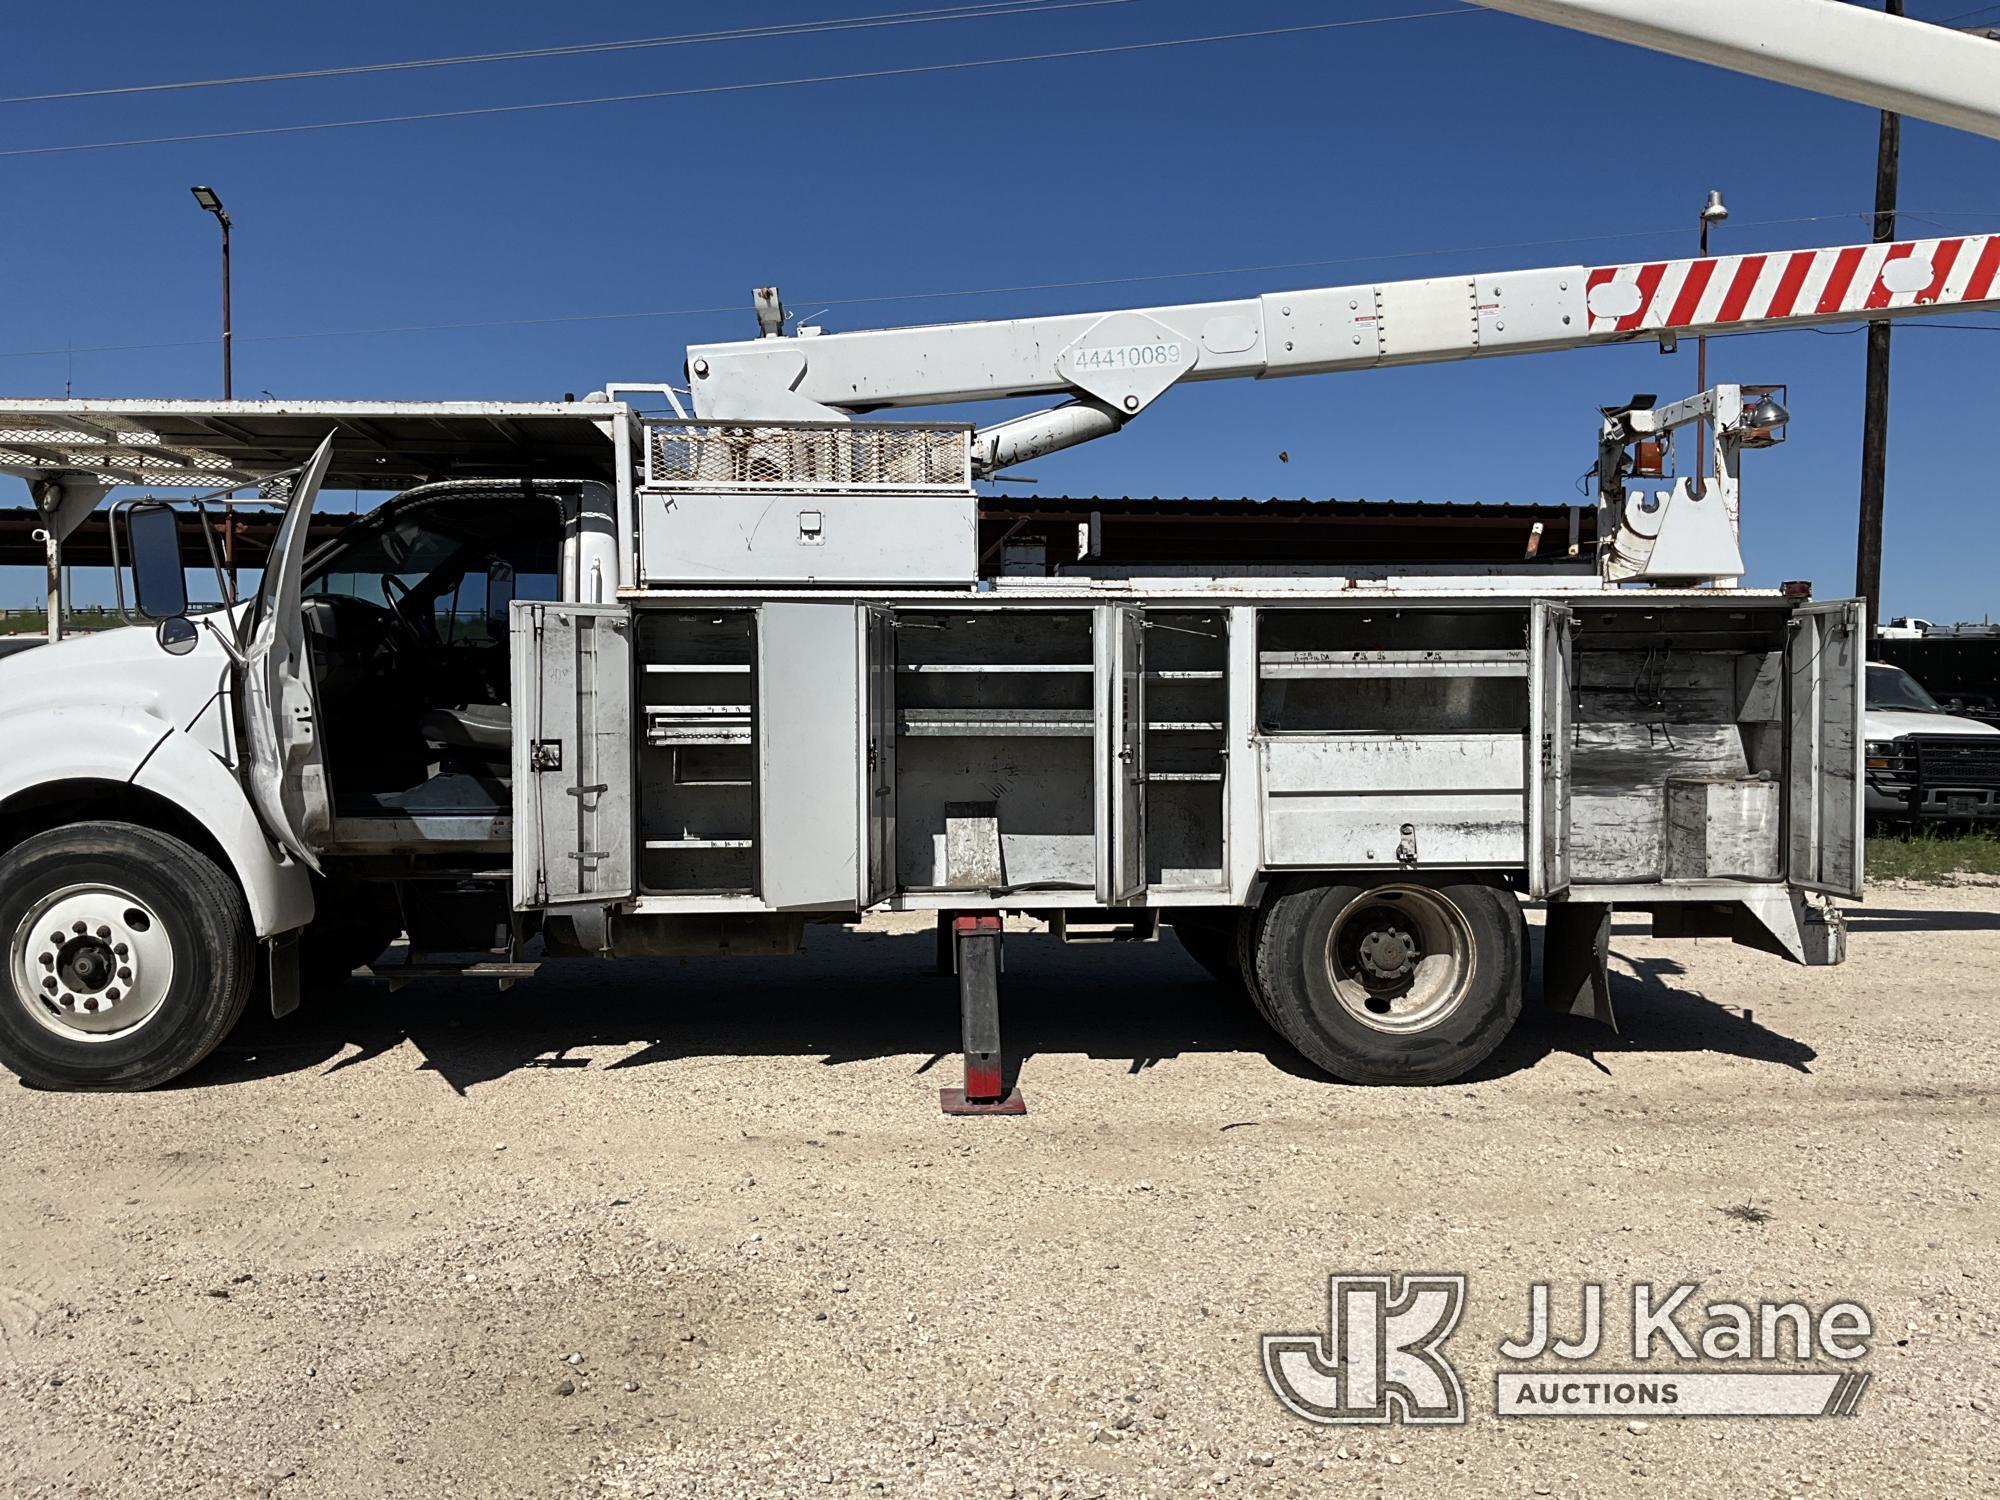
[297,486,564,822]
[1866,663,1942,713]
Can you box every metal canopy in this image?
[0,399,622,491]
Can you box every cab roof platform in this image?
[0,399,621,491]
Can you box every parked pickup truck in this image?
[1864,662,2000,823]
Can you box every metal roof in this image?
[0,507,353,570]
[0,399,621,491]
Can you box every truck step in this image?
[1049,911,1161,945]
[365,959,542,993]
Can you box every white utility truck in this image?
[1,0,1995,1106]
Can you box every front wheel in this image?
[0,822,254,1090]
[1246,876,1522,1085]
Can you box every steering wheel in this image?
[379,572,440,646]
[302,592,419,682]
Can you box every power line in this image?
[4,207,1989,362]
[0,9,1481,159]
[1806,320,2000,333]
[0,0,1138,106]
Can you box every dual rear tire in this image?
[1175,876,1523,1086]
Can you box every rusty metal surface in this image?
[0,507,351,569]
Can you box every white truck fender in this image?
[0,709,314,940]
[133,727,315,937]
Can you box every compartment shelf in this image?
[1147,720,1224,732]
[1260,648,1527,679]
[647,714,753,747]
[638,606,759,898]
[897,662,1091,674]
[1147,771,1223,782]
[1148,668,1225,680]
[897,707,1092,738]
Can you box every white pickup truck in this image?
[1864,662,2000,822]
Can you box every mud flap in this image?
[1543,901,1616,1031]
[267,930,302,1020]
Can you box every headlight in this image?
[1865,739,1897,771]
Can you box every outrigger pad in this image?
[939,1086,1028,1116]
[1543,901,1616,1031]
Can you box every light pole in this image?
[1695,188,1728,490]
[191,185,237,584]
[190,186,232,399]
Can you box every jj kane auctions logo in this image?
[1263,1275,1873,1424]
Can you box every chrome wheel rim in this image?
[1324,884,1475,1034]
[10,884,176,1042]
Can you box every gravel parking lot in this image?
[1,887,1995,1499]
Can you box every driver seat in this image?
[418,702,513,756]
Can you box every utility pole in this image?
[1855,0,1902,633]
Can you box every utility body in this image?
[0,0,1993,1097]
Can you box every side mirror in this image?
[156,616,199,656]
[122,502,190,622]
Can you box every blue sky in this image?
[4,0,1998,620]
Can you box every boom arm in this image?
[689,234,2000,471]
[1473,0,2000,142]
[688,0,2000,471]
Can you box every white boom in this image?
[1474,0,2000,142]
[688,1,2000,474]
[689,233,2000,472]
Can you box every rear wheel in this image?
[0,822,253,1090]
[1249,875,1522,1085]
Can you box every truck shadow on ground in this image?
[199,924,1816,1096]
[1840,905,2000,933]
[200,926,1814,1096]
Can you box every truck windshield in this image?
[1866,663,1942,713]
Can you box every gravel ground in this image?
[1,886,1995,1499]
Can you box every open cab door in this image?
[241,434,336,872]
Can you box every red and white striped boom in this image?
[1584,235,2000,340]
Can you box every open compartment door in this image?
[511,602,635,910]
[862,605,898,906]
[1096,605,1147,904]
[1786,598,1865,898]
[759,602,869,911]
[1526,599,1574,899]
